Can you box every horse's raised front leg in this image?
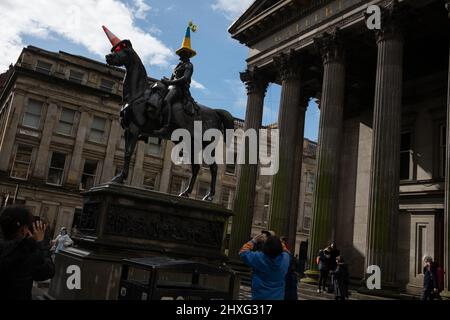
[111,123,140,184]
[203,163,217,202]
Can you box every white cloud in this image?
[191,79,206,91]
[132,0,152,20]
[212,0,254,20]
[225,79,247,110]
[0,0,174,72]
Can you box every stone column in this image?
[33,102,58,179]
[228,69,268,260]
[0,92,26,172]
[67,111,91,186]
[444,0,450,293]
[159,141,174,193]
[307,30,346,272]
[131,141,146,187]
[101,118,121,183]
[268,51,305,251]
[365,3,404,286]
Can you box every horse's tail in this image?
[215,109,235,143]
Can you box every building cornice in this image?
[229,0,334,46]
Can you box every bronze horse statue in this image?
[105,39,234,201]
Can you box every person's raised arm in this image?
[30,221,55,282]
[239,234,266,267]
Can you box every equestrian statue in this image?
[102,23,234,201]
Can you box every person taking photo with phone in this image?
[0,206,55,300]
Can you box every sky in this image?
[0,0,320,141]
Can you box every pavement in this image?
[239,283,394,300]
[33,280,394,301]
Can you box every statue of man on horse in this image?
[102,23,234,201]
[155,21,199,137]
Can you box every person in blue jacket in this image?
[239,233,291,300]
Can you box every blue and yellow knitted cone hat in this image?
[176,21,197,58]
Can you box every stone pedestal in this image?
[48,183,233,300]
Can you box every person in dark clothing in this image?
[328,242,341,271]
[331,256,349,300]
[317,249,328,293]
[282,238,298,300]
[422,256,439,300]
[0,206,55,300]
[326,241,340,293]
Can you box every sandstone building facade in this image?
[0,46,317,251]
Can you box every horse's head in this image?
[105,40,133,67]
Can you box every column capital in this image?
[368,0,406,44]
[274,50,302,82]
[314,28,345,65]
[240,69,269,95]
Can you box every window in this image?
[400,132,413,181]
[72,208,83,231]
[225,153,237,175]
[306,172,315,194]
[89,116,106,143]
[68,70,85,84]
[170,176,188,195]
[119,134,126,150]
[10,145,33,180]
[196,182,209,200]
[35,60,52,75]
[221,187,235,210]
[47,152,66,186]
[100,79,115,92]
[114,165,123,177]
[80,160,98,190]
[440,125,446,178]
[56,108,76,135]
[22,99,43,129]
[143,172,159,190]
[306,142,317,156]
[303,204,312,231]
[146,137,161,156]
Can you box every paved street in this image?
[239,283,393,301]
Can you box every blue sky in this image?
[0,0,319,141]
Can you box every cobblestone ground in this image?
[239,283,394,300]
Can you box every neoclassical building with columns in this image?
[228,0,450,295]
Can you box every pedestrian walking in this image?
[331,256,349,300]
[422,256,439,300]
